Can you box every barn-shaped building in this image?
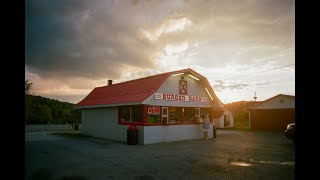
[75,68,224,144]
[244,94,295,132]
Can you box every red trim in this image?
[140,122,203,126]
[119,121,144,126]
[118,119,202,126]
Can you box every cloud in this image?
[212,79,273,91]
[212,80,250,91]
[25,0,294,103]
[26,0,161,79]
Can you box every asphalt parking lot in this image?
[25,130,295,180]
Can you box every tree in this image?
[25,79,33,123]
[25,79,33,95]
[25,95,32,124]
[30,104,52,124]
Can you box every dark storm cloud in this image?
[25,0,157,79]
[26,0,294,78]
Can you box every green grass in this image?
[233,121,251,131]
[52,132,92,139]
[216,121,252,131]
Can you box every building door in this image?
[162,107,168,124]
[224,114,230,127]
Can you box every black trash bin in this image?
[127,124,137,145]
[212,123,216,138]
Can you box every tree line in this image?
[25,80,81,124]
[225,100,260,122]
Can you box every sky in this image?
[25,0,295,104]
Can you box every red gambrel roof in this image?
[75,68,204,108]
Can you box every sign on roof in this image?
[154,93,207,103]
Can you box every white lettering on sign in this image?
[154,93,207,102]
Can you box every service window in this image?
[184,107,195,123]
[146,106,161,124]
[119,105,143,123]
[131,105,143,122]
[200,108,210,119]
[195,108,201,122]
[168,107,182,124]
[120,106,130,122]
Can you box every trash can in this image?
[127,124,137,145]
[212,123,216,138]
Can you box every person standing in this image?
[201,114,210,140]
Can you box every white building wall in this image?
[142,124,213,144]
[81,107,128,142]
[81,107,216,144]
[214,110,234,128]
[214,118,223,128]
[143,75,213,107]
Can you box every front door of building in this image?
[162,107,168,124]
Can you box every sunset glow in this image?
[25,0,294,104]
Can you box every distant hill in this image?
[25,94,81,124]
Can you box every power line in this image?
[220,64,295,81]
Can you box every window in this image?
[184,107,195,123]
[146,106,161,124]
[168,107,182,124]
[120,106,130,122]
[131,105,143,122]
[179,80,187,94]
[119,105,143,123]
[200,108,210,118]
[195,108,201,122]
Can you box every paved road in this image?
[25,130,295,180]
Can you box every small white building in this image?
[75,68,224,144]
[213,109,234,128]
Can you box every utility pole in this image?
[253,92,257,102]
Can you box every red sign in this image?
[147,107,159,115]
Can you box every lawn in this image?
[233,120,250,130]
[216,120,251,131]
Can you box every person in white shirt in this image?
[201,114,210,140]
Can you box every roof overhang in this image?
[74,102,143,109]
